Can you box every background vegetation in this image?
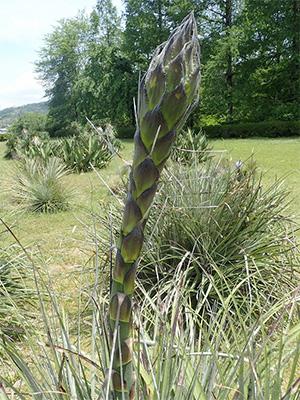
[30,0,300,138]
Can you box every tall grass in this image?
[0,246,299,398]
[0,222,36,336]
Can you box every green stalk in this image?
[108,13,200,399]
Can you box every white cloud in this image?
[0,0,124,110]
[0,0,95,43]
[0,70,45,109]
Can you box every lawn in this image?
[0,140,133,279]
[0,137,299,278]
[212,137,300,223]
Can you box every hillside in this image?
[0,101,48,128]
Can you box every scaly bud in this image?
[109,12,200,399]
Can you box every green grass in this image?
[0,137,299,278]
[212,137,300,222]
[0,138,299,398]
[0,140,133,277]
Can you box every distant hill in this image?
[0,101,48,128]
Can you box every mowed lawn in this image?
[0,140,133,277]
[212,137,300,223]
[0,137,299,277]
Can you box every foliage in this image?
[5,130,51,160]
[35,1,299,135]
[4,117,120,174]
[116,125,135,139]
[36,1,135,136]
[104,159,299,320]
[0,133,11,142]
[171,128,213,165]
[0,239,35,336]
[11,157,71,213]
[0,253,299,399]
[36,15,90,137]
[4,113,49,159]
[8,113,47,136]
[203,120,300,138]
[56,124,121,173]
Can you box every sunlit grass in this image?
[212,137,300,222]
[0,137,299,277]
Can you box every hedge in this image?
[202,120,300,139]
[116,126,136,139]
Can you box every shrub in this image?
[8,112,47,136]
[103,160,298,320]
[144,161,298,317]
[56,124,121,173]
[12,157,71,213]
[171,128,213,165]
[203,120,300,138]
[4,130,50,160]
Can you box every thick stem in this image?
[107,13,200,399]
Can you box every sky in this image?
[0,0,123,110]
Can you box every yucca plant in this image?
[108,13,200,399]
[102,159,299,324]
[171,127,213,164]
[11,157,71,213]
[4,130,50,160]
[56,124,120,173]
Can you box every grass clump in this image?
[0,256,299,399]
[12,157,71,213]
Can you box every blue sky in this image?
[0,0,123,110]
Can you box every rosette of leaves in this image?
[171,127,213,164]
[57,124,121,173]
[12,157,71,213]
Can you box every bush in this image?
[5,130,51,160]
[171,128,213,165]
[203,120,300,138]
[8,113,47,136]
[143,161,298,317]
[56,124,121,173]
[103,160,298,320]
[12,157,71,213]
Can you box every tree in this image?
[235,0,300,121]
[199,0,243,122]
[36,15,89,136]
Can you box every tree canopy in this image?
[36,0,300,136]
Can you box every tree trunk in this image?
[292,0,300,102]
[157,0,163,42]
[225,0,234,122]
